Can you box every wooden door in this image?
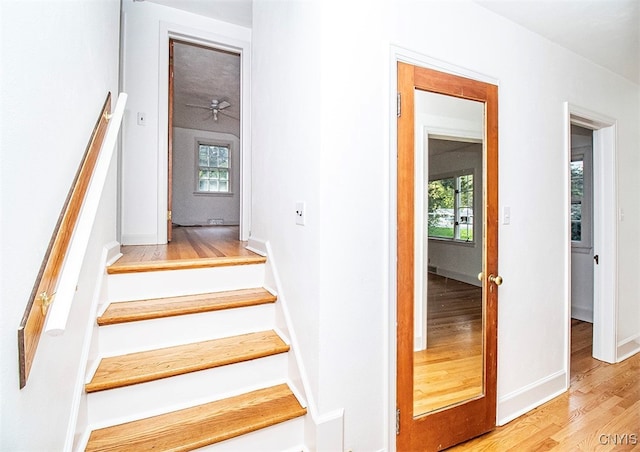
[396,62,500,451]
[167,39,175,242]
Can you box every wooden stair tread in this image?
[86,330,289,393]
[85,383,306,451]
[106,255,266,274]
[98,288,277,325]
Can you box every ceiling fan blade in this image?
[218,101,231,110]
[219,110,239,121]
[186,103,211,110]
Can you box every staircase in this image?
[80,252,307,451]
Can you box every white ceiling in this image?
[147,0,639,84]
[476,0,640,84]
[146,0,252,27]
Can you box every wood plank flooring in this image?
[414,274,483,414]
[108,226,264,274]
[451,320,640,451]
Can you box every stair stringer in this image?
[66,241,121,452]
[247,237,345,452]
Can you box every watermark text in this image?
[599,433,638,446]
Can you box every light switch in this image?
[502,206,511,225]
[137,112,147,126]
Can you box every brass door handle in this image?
[489,274,503,286]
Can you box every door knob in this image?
[489,274,503,286]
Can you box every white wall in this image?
[254,0,639,449]
[172,127,240,226]
[120,0,250,244]
[252,1,389,450]
[251,0,325,446]
[0,0,120,449]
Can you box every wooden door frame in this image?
[396,61,499,451]
[168,39,174,242]
[157,23,252,244]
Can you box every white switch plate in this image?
[502,206,511,225]
[137,112,146,126]
[295,202,305,226]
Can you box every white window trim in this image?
[571,146,592,253]
[194,140,233,196]
[427,168,476,245]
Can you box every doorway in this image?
[565,104,618,371]
[168,40,241,241]
[570,125,594,325]
[157,23,251,245]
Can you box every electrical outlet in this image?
[295,202,305,226]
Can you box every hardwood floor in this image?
[414,274,483,414]
[450,319,640,451]
[108,226,264,274]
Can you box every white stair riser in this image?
[87,354,289,427]
[97,303,276,356]
[107,264,266,302]
[197,417,305,452]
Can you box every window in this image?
[428,172,474,242]
[570,151,592,250]
[197,142,230,194]
[570,157,584,242]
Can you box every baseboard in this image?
[617,333,640,361]
[497,370,567,426]
[571,306,593,323]
[304,409,344,452]
[436,268,481,287]
[246,236,268,257]
[315,409,344,452]
[104,241,121,266]
[120,233,159,245]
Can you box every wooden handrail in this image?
[18,93,112,389]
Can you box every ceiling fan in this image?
[185,99,232,121]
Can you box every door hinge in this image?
[167,210,172,221]
[396,408,400,435]
[397,93,401,118]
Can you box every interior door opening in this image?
[569,124,595,379]
[168,39,242,241]
[566,105,618,372]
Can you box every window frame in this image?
[427,168,476,245]
[194,140,233,196]
[570,149,593,252]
